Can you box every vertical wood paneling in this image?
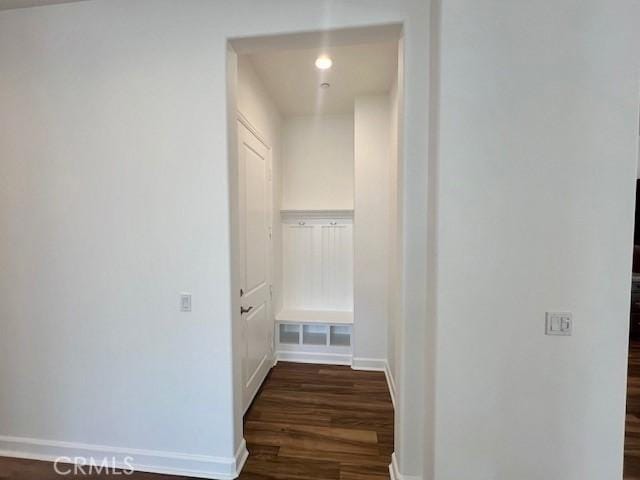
[283,225,314,309]
[282,215,353,311]
[321,225,353,310]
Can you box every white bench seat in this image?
[275,309,353,325]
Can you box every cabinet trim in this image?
[280,209,354,221]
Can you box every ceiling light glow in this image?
[315,55,333,70]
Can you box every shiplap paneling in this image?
[320,224,353,309]
[281,212,353,311]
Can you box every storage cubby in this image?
[275,319,353,364]
[303,324,328,345]
[279,324,300,344]
[330,325,352,347]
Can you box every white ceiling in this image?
[248,41,398,116]
[0,0,87,10]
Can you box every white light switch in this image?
[545,312,572,336]
[180,293,192,312]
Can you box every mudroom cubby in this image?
[275,210,354,364]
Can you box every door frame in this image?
[226,21,430,480]
[236,112,275,413]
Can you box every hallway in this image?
[239,362,394,479]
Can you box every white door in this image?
[237,119,273,412]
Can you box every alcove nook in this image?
[231,25,403,411]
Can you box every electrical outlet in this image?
[545,312,572,336]
[180,293,192,312]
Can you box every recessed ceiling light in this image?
[315,55,332,70]
[320,82,330,89]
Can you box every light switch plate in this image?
[180,293,192,312]
[545,312,572,336]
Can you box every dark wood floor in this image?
[239,362,394,480]
[626,340,640,479]
[0,362,394,479]
[9,350,640,478]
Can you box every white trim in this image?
[384,361,397,410]
[276,309,353,325]
[0,435,247,480]
[390,453,401,480]
[389,453,422,480]
[276,350,352,365]
[233,439,249,477]
[237,110,270,149]
[351,358,396,410]
[351,357,387,371]
[236,112,275,424]
[280,209,354,221]
[231,24,403,54]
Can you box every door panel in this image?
[238,120,272,412]
[244,145,268,294]
[246,302,269,383]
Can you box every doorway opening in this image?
[227,24,404,477]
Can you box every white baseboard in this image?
[351,357,387,371]
[0,435,248,480]
[233,439,249,477]
[390,453,401,480]
[276,351,352,365]
[351,358,396,410]
[389,453,422,480]
[383,361,397,410]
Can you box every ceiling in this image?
[248,41,398,116]
[0,0,86,10]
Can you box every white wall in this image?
[0,1,239,474]
[353,95,391,366]
[387,41,403,395]
[0,1,431,478]
[281,114,354,211]
[433,1,640,479]
[237,56,282,159]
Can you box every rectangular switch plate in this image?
[180,293,192,312]
[545,312,572,336]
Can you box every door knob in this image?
[241,306,254,315]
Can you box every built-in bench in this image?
[277,210,354,365]
[275,309,353,365]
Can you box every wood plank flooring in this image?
[0,362,394,479]
[626,340,640,479]
[8,349,640,478]
[238,362,394,480]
